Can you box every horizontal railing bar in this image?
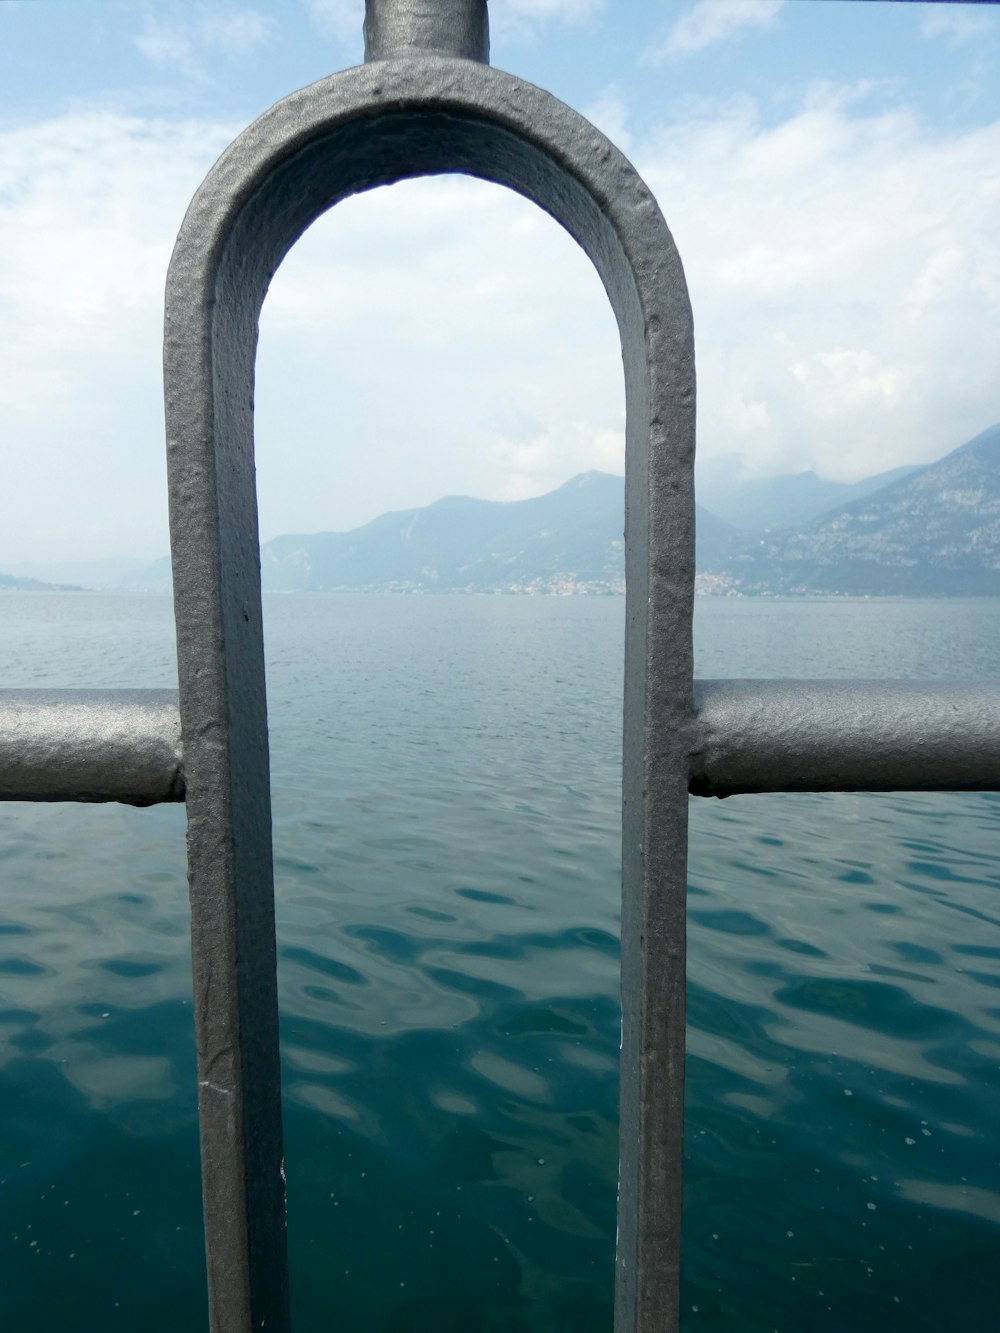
[0,690,184,806]
[691,678,1000,797]
[4,678,999,806]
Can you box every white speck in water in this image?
[101,1013,110,1019]
[537,1158,545,1165]
[905,1137,916,1145]
[712,1234,718,1241]
[867,1203,876,1211]
[786,1231,794,1239]
[133,1210,141,1216]
[921,1128,932,1137]
[843,1089,853,1097]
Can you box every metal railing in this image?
[4,3,998,1330]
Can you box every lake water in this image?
[0,593,998,1331]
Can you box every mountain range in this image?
[696,457,919,531]
[3,424,997,596]
[254,423,998,597]
[0,571,81,592]
[717,422,1000,595]
[259,472,741,595]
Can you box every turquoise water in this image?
[0,593,997,1331]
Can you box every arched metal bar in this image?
[164,52,695,1333]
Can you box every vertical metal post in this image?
[166,247,289,1329]
[617,217,696,1333]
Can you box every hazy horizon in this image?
[2,1,998,565]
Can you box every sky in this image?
[1,0,999,567]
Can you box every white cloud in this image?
[489,0,606,44]
[921,5,994,47]
[0,112,235,561]
[0,112,624,561]
[648,0,785,62]
[639,88,1000,479]
[254,175,624,539]
[135,20,197,75]
[2,81,999,564]
[134,8,278,77]
[202,10,278,55]
[497,0,604,21]
[789,348,912,417]
[305,0,363,43]
[488,425,625,502]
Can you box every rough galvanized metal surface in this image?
[365,0,489,62]
[0,690,183,805]
[691,679,1000,796]
[163,10,695,1330]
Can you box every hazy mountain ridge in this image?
[262,472,629,594]
[256,425,998,596]
[697,459,919,531]
[714,423,1000,595]
[0,571,81,592]
[2,557,149,590]
[9,424,997,596]
[260,472,736,594]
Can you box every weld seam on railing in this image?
[0,689,184,805]
[690,678,1000,797]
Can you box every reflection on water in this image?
[0,593,997,1331]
